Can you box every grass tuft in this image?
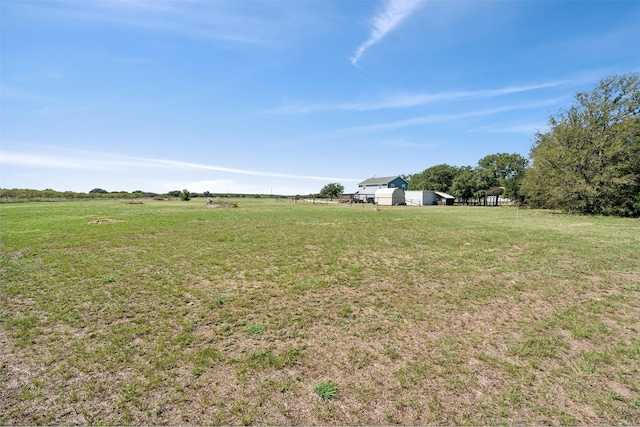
[313,380,338,401]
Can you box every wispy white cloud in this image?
[0,152,130,171]
[351,0,424,66]
[376,139,439,149]
[331,97,564,134]
[0,150,361,182]
[136,157,361,182]
[274,80,569,114]
[468,122,549,135]
[0,85,55,102]
[342,107,516,134]
[10,0,322,47]
[333,137,438,150]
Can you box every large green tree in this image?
[320,182,344,200]
[449,166,491,205]
[522,73,640,216]
[408,164,460,192]
[450,166,482,205]
[477,152,529,202]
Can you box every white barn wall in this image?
[405,191,437,206]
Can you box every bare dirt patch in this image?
[205,203,238,209]
[87,219,122,224]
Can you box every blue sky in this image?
[1,0,639,195]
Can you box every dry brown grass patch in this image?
[87,218,122,224]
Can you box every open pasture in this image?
[1,199,639,425]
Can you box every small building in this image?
[405,190,438,206]
[374,188,405,206]
[404,190,455,205]
[485,186,505,206]
[434,191,455,205]
[355,176,408,203]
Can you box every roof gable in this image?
[359,176,406,186]
[433,191,455,199]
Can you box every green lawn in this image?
[1,199,639,425]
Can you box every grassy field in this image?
[1,198,639,425]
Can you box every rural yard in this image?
[1,199,639,425]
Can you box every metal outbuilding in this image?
[434,191,456,205]
[374,188,405,206]
[405,190,438,206]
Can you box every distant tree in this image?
[168,190,181,198]
[180,189,191,201]
[400,173,412,185]
[477,152,529,202]
[320,183,344,200]
[450,166,481,205]
[521,73,640,216]
[408,164,460,192]
[89,188,107,194]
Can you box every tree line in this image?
[0,188,158,202]
[0,188,309,202]
[406,152,529,206]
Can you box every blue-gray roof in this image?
[359,176,405,186]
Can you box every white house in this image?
[356,176,408,203]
